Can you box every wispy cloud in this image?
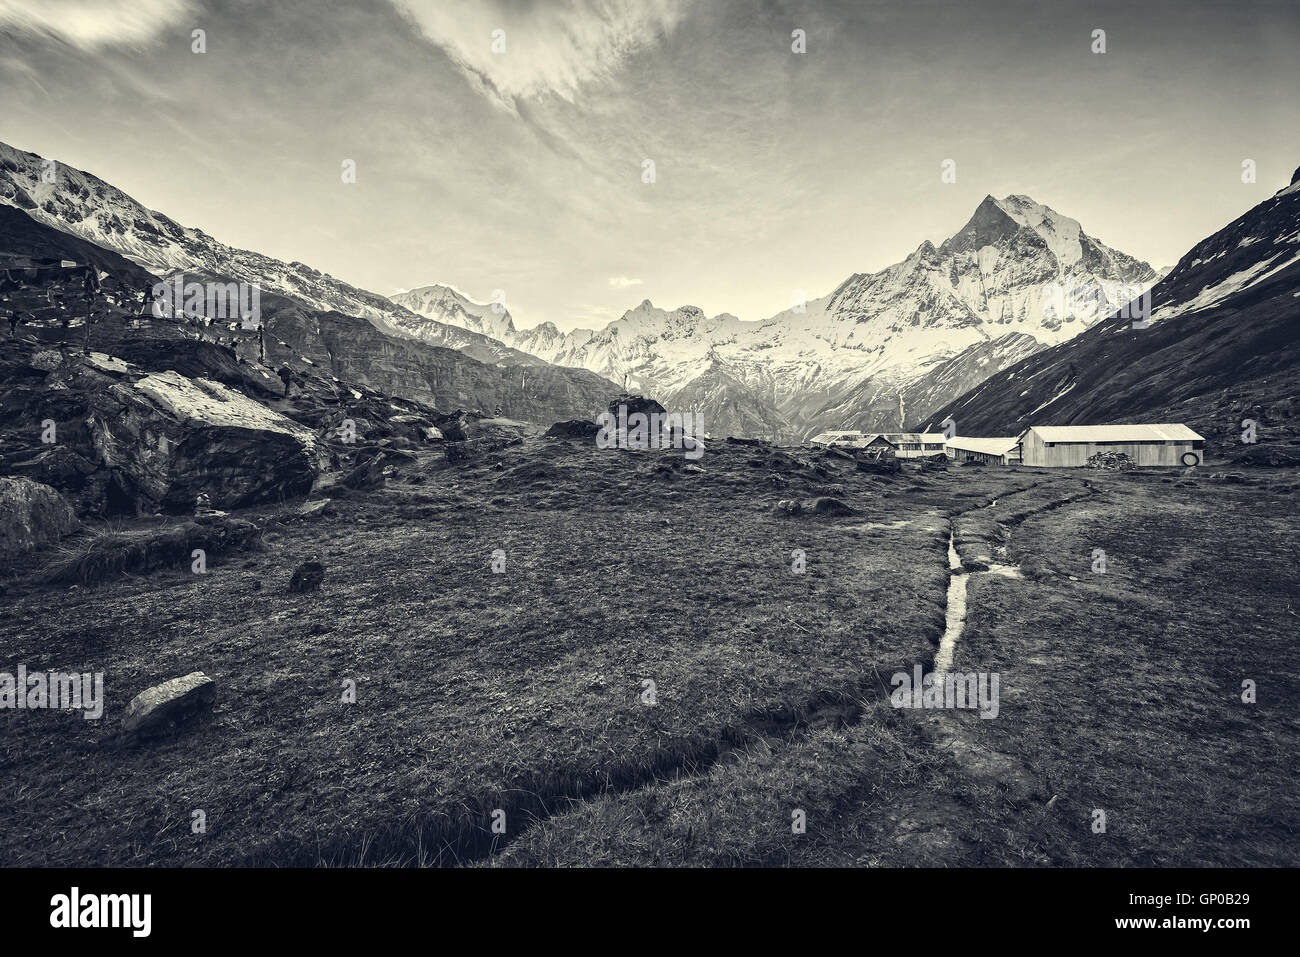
[608,276,643,288]
[389,0,690,103]
[0,0,195,50]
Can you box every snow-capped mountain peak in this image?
[390,192,1159,440]
[390,283,519,344]
[992,194,1085,266]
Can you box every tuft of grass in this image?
[43,517,262,587]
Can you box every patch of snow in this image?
[1029,382,1076,415]
[85,353,129,373]
[1154,253,1289,320]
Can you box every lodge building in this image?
[1013,424,1205,467]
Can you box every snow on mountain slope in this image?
[396,195,1157,440]
[0,141,547,368]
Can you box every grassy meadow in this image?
[2,431,1296,867]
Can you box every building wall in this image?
[1020,432,1203,466]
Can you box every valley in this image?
[2,431,1296,867]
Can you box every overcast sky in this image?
[1,0,1297,330]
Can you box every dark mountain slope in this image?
[0,203,155,286]
[0,204,619,423]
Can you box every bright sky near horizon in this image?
[1,0,1297,331]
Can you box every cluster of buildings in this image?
[809,424,1206,467]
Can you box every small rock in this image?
[809,496,859,516]
[289,560,325,592]
[123,672,216,736]
[30,350,64,372]
[342,458,386,490]
[299,497,332,518]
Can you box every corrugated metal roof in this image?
[874,432,947,443]
[1020,423,1204,442]
[944,436,1021,454]
[810,430,865,443]
[811,431,947,445]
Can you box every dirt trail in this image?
[868,479,1102,861]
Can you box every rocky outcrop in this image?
[0,338,330,515]
[87,370,328,512]
[608,394,666,418]
[0,477,79,555]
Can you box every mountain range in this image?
[5,136,1293,455]
[393,195,1159,440]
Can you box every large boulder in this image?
[608,394,666,418]
[545,419,601,440]
[87,370,328,513]
[122,672,216,737]
[0,477,79,556]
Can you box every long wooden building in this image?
[944,436,1022,465]
[1015,424,1205,467]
